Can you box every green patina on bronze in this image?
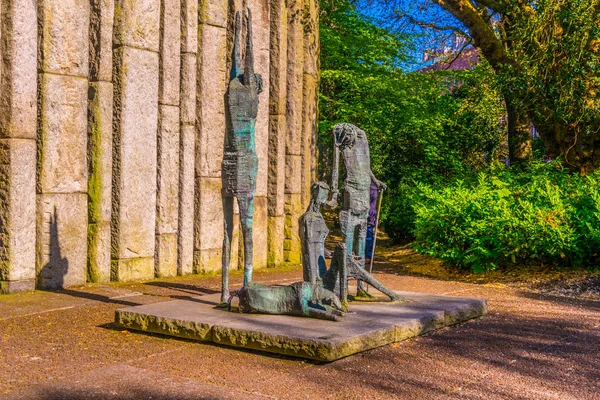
[231,281,344,321]
[221,8,263,304]
[327,123,387,294]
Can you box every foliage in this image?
[500,0,600,136]
[319,0,506,240]
[412,162,600,272]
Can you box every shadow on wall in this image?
[38,206,68,290]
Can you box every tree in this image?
[373,0,600,173]
[319,0,506,238]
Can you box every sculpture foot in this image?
[355,288,376,299]
[216,301,229,309]
[217,290,230,309]
[389,294,409,303]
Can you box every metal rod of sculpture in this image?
[326,123,387,296]
[366,187,384,293]
[299,182,330,284]
[221,8,263,304]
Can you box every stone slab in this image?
[115,291,487,362]
[114,0,160,52]
[158,0,181,106]
[112,47,159,263]
[38,0,90,77]
[36,193,88,289]
[38,73,89,194]
[0,139,36,285]
[177,125,195,276]
[0,0,38,140]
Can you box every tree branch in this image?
[395,12,468,37]
[434,0,509,69]
[444,39,473,70]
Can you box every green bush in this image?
[412,162,600,272]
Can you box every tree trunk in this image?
[533,119,600,174]
[505,96,532,165]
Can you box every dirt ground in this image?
[1,245,599,400]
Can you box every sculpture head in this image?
[333,123,361,150]
[310,181,330,209]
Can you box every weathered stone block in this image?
[252,196,268,270]
[0,280,35,294]
[36,193,87,289]
[87,220,111,283]
[159,0,181,106]
[285,0,305,156]
[112,47,159,262]
[198,0,227,28]
[181,0,198,54]
[284,154,302,193]
[196,23,227,178]
[156,232,178,277]
[180,53,197,125]
[301,74,318,209]
[193,248,221,274]
[194,177,223,252]
[303,0,319,77]
[38,74,89,194]
[267,114,286,216]
[251,0,270,200]
[38,0,90,77]
[0,139,36,288]
[0,0,38,140]
[157,105,180,235]
[229,213,240,272]
[88,81,113,224]
[283,192,302,264]
[267,215,284,267]
[111,257,154,282]
[114,0,161,52]
[177,125,195,276]
[90,0,115,82]
[269,0,288,116]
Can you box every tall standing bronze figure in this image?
[327,123,386,296]
[221,9,263,304]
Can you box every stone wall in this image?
[0,0,318,294]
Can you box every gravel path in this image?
[1,261,599,400]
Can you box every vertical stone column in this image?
[301,0,318,209]
[87,0,114,283]
[178,0,197,276]
[155,0,181,277]
[36,0,90,289]
[251,0,270,271]
[267,0,287,267]
[0,0,38,293]
[283,0,304,264]
[194,0,229,273]
[112,0,160,281]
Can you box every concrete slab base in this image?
[115,291,487,362]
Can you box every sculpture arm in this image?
[326,144,340,208]
[370,170,387,191]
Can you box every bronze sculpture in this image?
[323,243,403,305]
[229,281,345,321]
[299,182,330,284]
[327,123,386,296]
[221,9,263,304]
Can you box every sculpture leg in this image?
[355,216,368,292]
[238,194,254,285]
[349,259,403,301]
[221,195,235,304]
[339,210,355,263]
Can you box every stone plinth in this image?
[115,291,487,362]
